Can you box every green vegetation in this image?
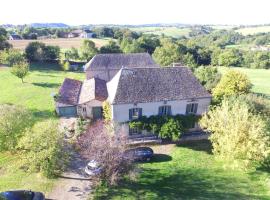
[219,67,270,96]
[94,141,270,199]
[0,62,84,118]
[236,26,270,35]
[130,27,191,38]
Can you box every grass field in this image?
[0,63,85,193]
[9,38,111,50]
[236,26,270,35]
[219,67,270,97]
[130,27,191,38]
[94,141,270,199]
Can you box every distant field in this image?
[9,38,110,50]
[130,27,191,38]
[236,26,270,35]
[219,67,270,96]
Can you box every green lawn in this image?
[0,62,85,120]
[94,141,270,200]
[219,67,270,97]
[0,63,85,193]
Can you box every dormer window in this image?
[129,108,142,120]
[158,105,171,116]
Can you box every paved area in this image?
[47,149,92,200]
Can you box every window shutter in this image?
[186,104,191,115]
[194,103,198,114]
[129,109,132,120]
[168,106,172,115]
[158,107,162,115]
[139,108,142,118]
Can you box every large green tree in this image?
[0,27,11,50]
[213,70,252,100]
[200,98,270,167]
[195,66,221,91]
[100,40,122,54]
[152,38,180,66]
[80,39,98,61]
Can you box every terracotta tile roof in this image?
[57,78,82,105]
[112,67,211,104]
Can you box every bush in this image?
[5,49,26,66]
[159,118,183,141]
[11,61,29,83]
[25,41,45,61]
[200,98,270,168]
[0,104,32,151]
[195,66,221,91]
[17,120,66,178]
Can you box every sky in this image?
[1,0,269,25]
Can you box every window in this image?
[158,105,171,116]
[186,103,198,114]
[83,107,87,112]
[129,126,141,135]
[129,108,142,120]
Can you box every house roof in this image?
[111,67,211,104]
[85,53,158,71]
[78,78,108,104]
[57,78,82,105]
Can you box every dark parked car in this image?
[124,147,154,161]
[0,190,45,200]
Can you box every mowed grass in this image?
[219,67,270,97]
[0,62,84,119]
[130,27,191,38]
[0,63,84,193]
[9,38,111,50]
[236,26,270,35]
[94,141,270,200]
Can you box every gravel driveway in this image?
[47,149,92,200]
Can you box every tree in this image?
[0,104,32,151]
[17,120,66,177]
[218,49,242,67]
[195,66,221,91]
[100,41,122,54]
[137,35,160,54]
[80,39,98,61]
[213,70,252,100]
[0,27,11,50]
[152,38,180,66]
[60,60,70,71]
[25,41,45,61]
[64,47,80,61]
[200,98,270,167]
[77,120,134,185]
[120,38,144,53]
[102,101,112,122]
[5,49,26,66]
[11,61,29,83]
[42,45,60,61]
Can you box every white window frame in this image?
[186,103,198,114]
[159,105,171,116]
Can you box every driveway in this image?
[47,149,92,200]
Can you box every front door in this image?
[92,107,103,120]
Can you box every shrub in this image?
[11,61,29,83]
[0,104,32,151]
[17,120,66,178]
[159,118,183,141]
[5,49,26,66]
[200,98,270,168]
[195,66,221,91]
[102,101,112,122]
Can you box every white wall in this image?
[112,97,211,123]
[77,99,103,118]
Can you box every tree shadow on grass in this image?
[176,139,213,154]
[32,82,61,88]
[149,154,172,163]
[95,168,270,200]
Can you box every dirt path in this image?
[47,150,92,200]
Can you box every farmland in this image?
[236,26,270,35]
[9,38,111,50]
[130,27,191,38]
